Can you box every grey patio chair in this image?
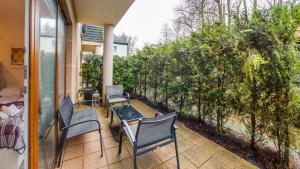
[118,112,180,169]
[57,95,103,167]
[105,85,130,117]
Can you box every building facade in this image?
[81,24,129,57]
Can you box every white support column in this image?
[102,24,114,105]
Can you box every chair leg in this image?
[174,134,180,169]
[57,134,66,167]
[118,128,123,154]
[99,129,103,157]
[110,109,114,125]
[133,148,138,169]
[106,102,109,118]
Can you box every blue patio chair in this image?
[105,85,130,117]
[57,95,103,167]
[119,112,180,169]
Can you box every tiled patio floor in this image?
[59,100,259,169]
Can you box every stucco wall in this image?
[65,23,81,102]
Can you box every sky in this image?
[114,0,182,49]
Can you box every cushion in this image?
[0,111,8,119]
[0,87,21,97]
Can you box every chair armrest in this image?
[62,120,100,131]
[122,120,136,143]
[155,112,164,117]
[123,92,130,100]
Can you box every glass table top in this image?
[112,105,144,122]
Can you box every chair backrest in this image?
[106,85,123,98]
[135,112,178,148]
[58,95,74,129]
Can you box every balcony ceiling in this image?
[73,0,134,26]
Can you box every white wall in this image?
[0,16,24,88]
[92,43,128,57]
[113,43,128,57]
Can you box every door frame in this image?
[29,0,39,168]
[28,0,67,168]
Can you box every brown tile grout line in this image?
[149,134,205,169]
[62,133,114,164]
[161,142,198,169]
[134,102,256,168]
[102,135,110,169]
[233,157,242,169]
[79,103,194,168]
[83,102,254,169]
[178,138,209,168]
[195,146,224,168]
[65,131,113,149]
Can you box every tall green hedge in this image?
[114,6,300,167]
[81,6,300,167]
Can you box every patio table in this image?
[110,105,144,141]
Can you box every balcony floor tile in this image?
[59,100,259,169]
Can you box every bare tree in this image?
[117,33,138,56]
[227,0,232,28]
[160,23,174,44]
[214,0,224,22]
[253,0,257,11]
[173,0,299,35]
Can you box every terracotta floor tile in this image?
[83,152,107,169]
[153,144,177,162]
[102,129,113,139]
[171,135,193,153]
[67,136,84,147]
[103,136,119,149]
[152,164,168,169]
[84,140,101,155]
[136,152,162,169]
[212,148,240,168]
[235,159,259,169]
[100,122,110,130]
[98,166,108,169]
[183,140,221,167]
[69,101,259,169]
[106,146,130,164]
[199,156,231,169]
[125,143,134,156]
[108,158,134,169]
[62,157,83,169]
[182,130,206,144]
[164,155,197,169]
[176,126,191,137]
[64,144,84,160]
[84,131,100,143]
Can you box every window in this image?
[114,45,117,53]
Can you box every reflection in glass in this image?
[58,11,65,106]
[38,0,57,169]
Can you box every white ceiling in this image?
[73,0,134,26]
[0,0,25,20]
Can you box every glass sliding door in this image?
[57,10,66,106]
[38,0,57,168]
[56,8,66,147]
